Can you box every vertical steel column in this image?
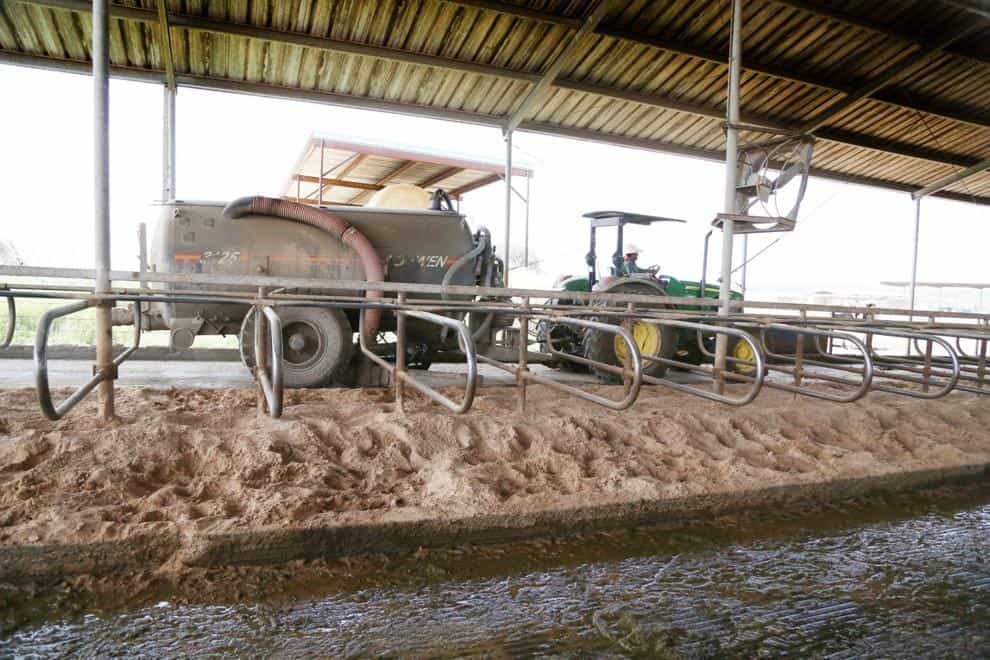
[162,86,176,200]
[523,175,531,269]
[909,196,921,313]
[318,138,325,206]
[93,0,114,420]
[741,234,748,295]
[503,130,513,286]
[395,292,407,413]
[908,196,921,354]
[517,297,529,412]
[714,0,743,392]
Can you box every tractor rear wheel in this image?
[240,306,353,388]
[583,317,677,384]
[728,335,759,375]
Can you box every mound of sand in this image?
[0,385,988,548]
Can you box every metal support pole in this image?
[137,222,148,287]
[503,129,513,285]
[161,85,176,200]
[318,138,325,206]
[395,292,407,413]
[909,196,921,313]
[714,0,743,393]
[93,0,114,420]
[741,234,748,295]
[518,297,529,412]
[523,175,531,269]
[908,196,921,354]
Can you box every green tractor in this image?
[538,210,749,382]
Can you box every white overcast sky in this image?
[2,63,987,304]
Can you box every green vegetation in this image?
[4,298,237,349]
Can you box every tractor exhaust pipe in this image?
[223,196,384,339]
[700,229,713,298]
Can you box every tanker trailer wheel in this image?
[240,306,353,388]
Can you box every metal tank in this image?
[147,200,495,387]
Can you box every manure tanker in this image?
[134,188,506,387]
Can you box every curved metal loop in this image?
[759,323,875,404]
[250,305,284,418]
[35,300,101,420]
[632,319,765,406]
[856,328,960,399]
[1,294,14,349]
[528,315,642,410]
[34,300,143,421]
[359,308,477,414]
[113,301,142,366]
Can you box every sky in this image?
[2,63,987,309]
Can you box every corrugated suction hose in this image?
[223,196,384,340]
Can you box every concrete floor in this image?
[0,359,607,389]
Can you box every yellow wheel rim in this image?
[732,339,756,374]
[615,321,661,361]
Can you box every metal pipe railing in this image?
[6,274,989,423]
[34,300,141,420]
[488,315,643,411]
[636,319,766,406]
[249,305,284,418]
[359,308,477,414]
[6,264,990,325]
[1,293,13,349]
[692,322,874,403]
[817,325,961,399]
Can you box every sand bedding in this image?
[0,384,988,550]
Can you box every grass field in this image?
[4,297,238,349]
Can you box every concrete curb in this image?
[2,462,987,582]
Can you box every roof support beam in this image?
[450,173,501,197]
[771,0,989,65]
[3,49,988,207]
[442,0,990,129]
[294,174,381,192]
[938,0,990,22]
[347,159,419,204]
[154,0,175,90]
[912,157,990,199]
[1,48,979,171]
[418,166,464,188]
[503,0,612,133]
[308,152,366,199]
[800,24,982,133]
[14,0,990,131]
[17,0,541,83]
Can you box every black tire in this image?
[581,282,678,384]
[240,306,353,388]
[762,327,822,357]
[583,318,677,384]
[537,318,588,373]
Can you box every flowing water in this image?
[4,484,990,657]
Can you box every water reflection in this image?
[5,492,990,656]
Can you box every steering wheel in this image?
[646,264,661,278]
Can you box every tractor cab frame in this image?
[583,211,687,288]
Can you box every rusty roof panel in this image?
[1,0,988,204]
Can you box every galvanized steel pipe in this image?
[93,0,114,420]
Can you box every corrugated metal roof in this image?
[1,0,988,204]
[282,132,533,204]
